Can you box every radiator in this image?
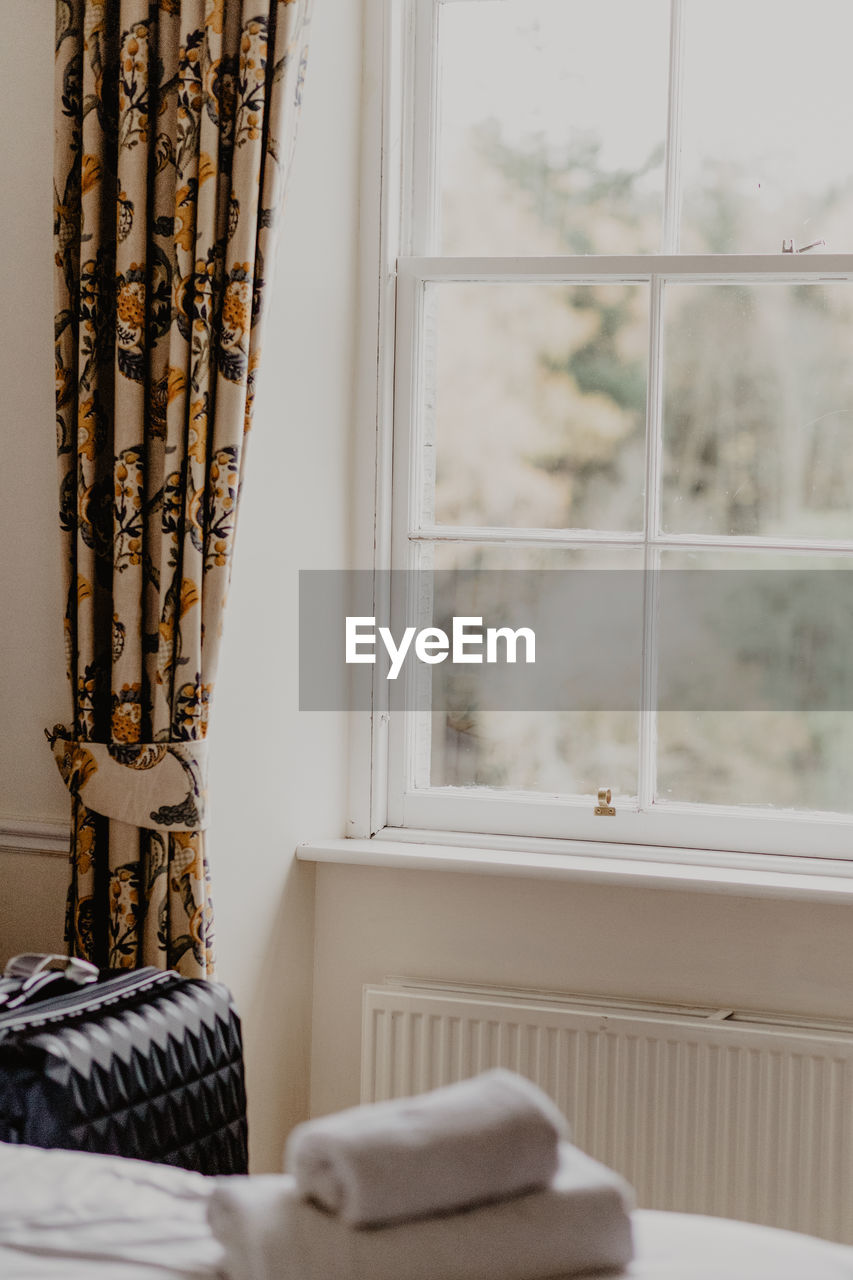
[362,980,853,1245]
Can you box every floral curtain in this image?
[51,0,311,975]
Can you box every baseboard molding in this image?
[0,819,69,857]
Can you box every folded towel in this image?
[284,1069,569,1227]
[209,1141,635,1280]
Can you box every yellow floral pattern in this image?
[53,0,311,975]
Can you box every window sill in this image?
[297,830,853,903]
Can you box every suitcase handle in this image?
[0,954,99,1011]
[4,954,99,983]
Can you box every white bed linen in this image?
[1,1141,852,1280]
[0,1142,221,1279]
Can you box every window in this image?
[365,0,853,860]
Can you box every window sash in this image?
[392,787,853,861]
[395,257,853,555]
[412,0,833,260]
[398,256,853,283]
[371,0,853,855]
[388,260,853,852]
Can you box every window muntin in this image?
[383,0,853,857]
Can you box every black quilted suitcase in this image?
[0,954,248,1174]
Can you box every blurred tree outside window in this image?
[391,0,853,838]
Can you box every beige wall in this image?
[0,3,71,831]
[0,850,67,959]
[310,863,853,1116]
[0,4,74,967]
[0,0,361,1172]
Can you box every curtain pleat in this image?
[52,0,312,975]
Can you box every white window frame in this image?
[349,0,853,865]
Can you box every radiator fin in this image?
[362,984,853,1245]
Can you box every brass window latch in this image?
[781,238,825,253]
[594,787,615,816]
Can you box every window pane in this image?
[437,0,669,256]
[679,0,853,254]
[656,550,853,812]
[421,545,642,797]
[661,283,853,539]
[658,709,853,811]
[429,283,649,531]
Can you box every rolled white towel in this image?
[209,1142,635,1280]
[284,1069,569,1227]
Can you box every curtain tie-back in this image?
[45,728,208,834]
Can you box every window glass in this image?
[656,551,853,812]
[661,283,853,538]
[424,544,643,795]
[438,0,670,255]
[430,283,649,531]
[679,0,853,254]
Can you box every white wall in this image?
[207,0,360,1168]
[310,864,853,1116]
[0,0,361,1173]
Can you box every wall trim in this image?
[0,819,69,857]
